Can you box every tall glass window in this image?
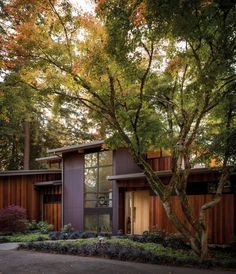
[84,151,112,208]
[84,151,113,208]
[84,150,113,233]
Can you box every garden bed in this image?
[0,232,49,243]
[18,238,236,269]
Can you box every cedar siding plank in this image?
[150,194,235,244]
[0,172,62,230]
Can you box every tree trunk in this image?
[200,225,209,260]
[23,120,30,170]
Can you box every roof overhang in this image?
[107,168,233,181]
[34,180,62,187]
[0,169,61,177]
[35,155,62,162]
[47,140,104,154]
[107,170,171,181]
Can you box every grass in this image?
[2,232,49,242]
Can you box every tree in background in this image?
[0,0,95,170]
[1,0,236,258]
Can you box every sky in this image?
[69,0,95,13]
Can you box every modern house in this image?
[0,140,235,244]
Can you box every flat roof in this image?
[107,167,230,181]
[0,169,61,177]
[47,140,104,154]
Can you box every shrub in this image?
[229,234,236,252]
[80,232,97,239]
[48,231,61,240]
[36,236,47,241]
[98,232,111,238]
[18,239,236,269]
[27,220,38,231]
[0,205,28,233]
[0,236,10,243]
[163,233,189,250]
[37,221,54,234]
[59,232,70,240]
[61,223,74,233]
[68,231,82,239]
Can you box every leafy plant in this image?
[4,232,49,242]
[163,233,189,250]
[18,238,236,269]
[0,205,28,233]
[27,220,38,231]
[37,221,54,234]
[48,231,61,241]
[61,223,74,233]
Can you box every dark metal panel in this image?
[112,180,119,234]
[113,148,141,175]
[63,152,84,231]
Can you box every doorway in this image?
[125,190,149,234]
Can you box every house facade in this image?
[46,140,236,244]
[0,140,235,244]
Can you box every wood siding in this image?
[148,156,172,171]
[150,194,235,244]
[43,203,61,231]
[0,172,61,229]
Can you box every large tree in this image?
[2,0,236,258]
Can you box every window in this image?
[44,194,61,203]
[84,150,113,233]
[84,213,112,232]
[84,151,113,208]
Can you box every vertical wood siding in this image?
[150,194,235,244]
[148,156,172,171]
[43,203,61,231]
[0,172,61,230]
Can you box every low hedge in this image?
[18,239,236,269]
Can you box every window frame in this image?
[84,150,113,209]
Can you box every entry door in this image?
[125,190,150,234]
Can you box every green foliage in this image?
[27,220,38,231]
[19,238,236,269]
[27,220,54,234]
[4,232,49,242]
[61,223,74,233]
[37,221,54,234]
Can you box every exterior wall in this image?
[148,156,172,171]
[150,194,236,244]
[112,148,142,233]
[0,171,61,225]
[113,148,142,175]
[42,185,62,230]
[63,152,84,230]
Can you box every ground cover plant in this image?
[0,232,49,243]
[18,238,236,269]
